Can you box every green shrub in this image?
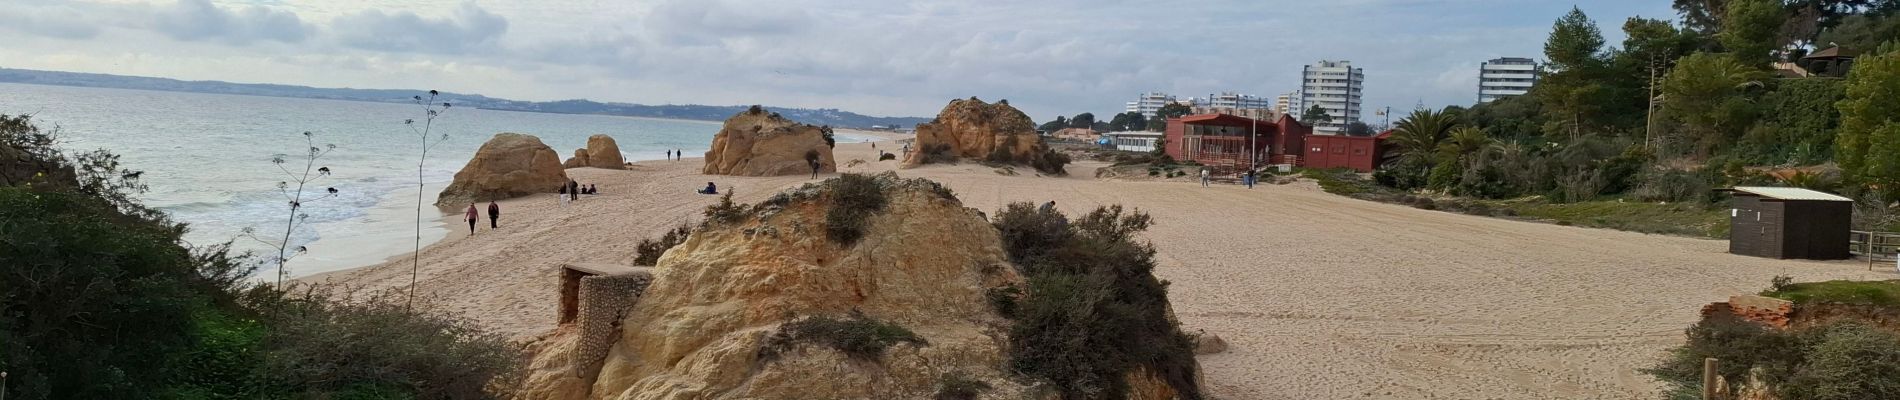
[1782,323,1900,400]
[824,174,888,245]
[634,223,694,266]
[934,373,993,400]
[1632,168,1716,203]
[757,311,927,362]
[986,286,1023,319]
[1426,160,1462,190]
[1374,160,1430,190]
[992,203,1201,400]
[238,286,523,399]
[702,192,751,227]
[1645,316,1806,397]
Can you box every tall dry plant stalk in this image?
[242,131,338,287]
[405,90,452,308]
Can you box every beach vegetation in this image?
[991,202,1202,400]
[702,192,751,227]
[756,311,926,362]
[635,222,694,266]
[241,130,340,287]
[1764,280,1900,306]
[824,173,888,246]
[933,373,993,400]
[0,115,522,399]
[1648,318,1900,400]
[402,90,454,308]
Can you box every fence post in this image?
[1702,357,1719,400]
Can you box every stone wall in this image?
[574,273,652,381]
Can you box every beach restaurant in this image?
[1163,113,1311,172]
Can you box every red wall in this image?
[1164,118,1186,160]
[1303,135,1383,172]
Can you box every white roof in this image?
[1732,186,1853,202]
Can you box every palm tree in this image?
[1437,126,1494,162]
[1386,108,1460,165]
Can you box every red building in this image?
[1164,113,1310,173]
[1302,130,1391,172]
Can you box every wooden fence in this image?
[1850,230,1900,270]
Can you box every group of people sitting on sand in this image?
[557,179,601,206]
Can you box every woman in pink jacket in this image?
[464,203,479,236]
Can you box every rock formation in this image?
[905,98,1069,175]
[564,134,626,169]
[435,133,568,206]
[563,148,591,169]
[519,173,1199,400]
[702,106,835,176]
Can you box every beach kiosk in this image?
[1723,186,1853,260]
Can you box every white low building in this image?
[1103,131,1164,153]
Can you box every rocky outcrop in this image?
[563,148,591,169]
[702,106,835,176]
[905,98,1068,175]
[519,173,1197,399]
[565,135,626,169]
[435,133,568,206]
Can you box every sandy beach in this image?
[307,134,1893,399]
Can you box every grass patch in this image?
[757,311,926,362]
[634,222,693,266]
[1503,199,1728,238]
[1765,280,1900,306]
[824,173,888,246]
[1299,168,1384,196]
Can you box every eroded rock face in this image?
[518,173,1199,400]
[436,133,567,206]
[905,98,1067,174]
[702,106,835,176]
[591,174,1024,399]
[565,134,626,169]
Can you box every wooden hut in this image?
[1724,187,1853,260]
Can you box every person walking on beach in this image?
[558,185,569,207]
[463,203,479,236]
[1244,170,1256,189]
[808,158,821,179]
[1200,168,1210,188]
[665,149,672,160]
[568,180,580,202]
[487,200,500,229]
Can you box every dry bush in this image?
[634,223,693,266]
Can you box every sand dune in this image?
[309,137,1892,399]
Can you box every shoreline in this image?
[292,129,903,279]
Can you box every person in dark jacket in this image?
[487,200,500,229]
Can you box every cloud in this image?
[148,0,311,44]
[0,0,1684,120]
[0,4,104,39]
[331,2,509,54]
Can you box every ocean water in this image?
[0,82,876,277]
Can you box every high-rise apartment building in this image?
[1124,92,1177,118]
[1273,90,1301,115]
[1201,92,1271,110]
[1300,60,1363,135]
[1478,57,1538,103]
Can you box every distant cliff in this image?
[0,68,930,129]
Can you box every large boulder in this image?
[905,98,1068,175]
[563,148,591,169]
[702,106,836,176]
[519,173,1199,400]
[565,134,625,169]
[435,133,568,206]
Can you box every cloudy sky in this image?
[0,0,1676,121]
